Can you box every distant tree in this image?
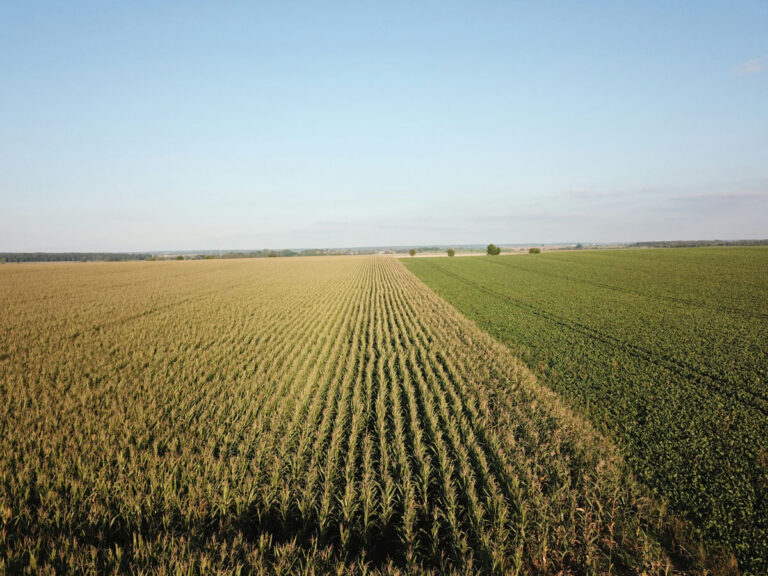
[409,249,416,257]
[267,252,277,258]
[486,244,501,256]
[575,243,583,250]
[176,255,184,260]
[447,248,455,257]
[529,247,541,254]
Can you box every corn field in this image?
[405,247,768,573]
[0,257,699,574]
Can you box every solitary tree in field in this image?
[529,247,541,254]
[447,248,455,257]
[486,244,501,256]
[409,249,416,257]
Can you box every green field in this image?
[405,247,768,573]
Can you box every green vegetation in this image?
[446,248,455,257]
[0,248,374,263]
[409,248,416,257]
[486,244,501,256]
[528,247,541,254]
[405,247,768,573]
[0,252,154,263]
[0,257,698,574]
[629,239,768,249]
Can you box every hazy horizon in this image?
[2,2,767,252]
[4,238,768,255]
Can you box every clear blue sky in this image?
[1,1,766,251]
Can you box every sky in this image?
[1,1,767,251]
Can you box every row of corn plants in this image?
[1,257,702,574]
[405,247,767,574]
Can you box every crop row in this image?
[405,248,768,573]
[0,257,697,574]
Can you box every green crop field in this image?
[405,247,768,574]
[0,257,705,574]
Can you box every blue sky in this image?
[1,1,766,251]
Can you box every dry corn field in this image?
[0,257,700,574]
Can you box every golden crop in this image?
[0,257,697,574]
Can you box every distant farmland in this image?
[0,257,699,574]
[405,247,768,573]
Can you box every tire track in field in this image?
[426,262,768,417]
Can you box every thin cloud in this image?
[474,210,587,223]
[565,188,628,199]
[732,55,767,76]
[643,189,768,215]
[676,189,768,201]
